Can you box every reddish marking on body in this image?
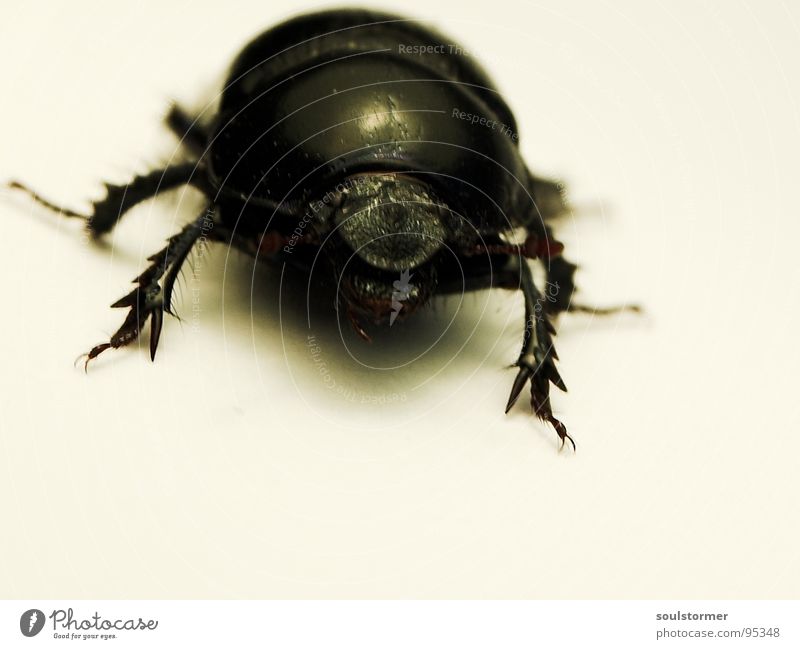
[463,234,564,260]
[259,231,286,255]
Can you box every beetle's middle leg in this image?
[544,249,640,317]
[8,163,199,237]
[81,206,217,368]
[542,255,578,315]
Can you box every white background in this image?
[0,0,798,599]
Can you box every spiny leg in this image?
[506,256,574,451]
[544,252,639,317]
[526,169,636,317]
[542,255,578,315]
[7,162,198,237]
[82,207,215,368]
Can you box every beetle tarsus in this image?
[81,343,112,372]
[534,394,575,453]
[6,180,87,220]
[7,165,198,237]
[567,303,641,315]
[555,423,576,453]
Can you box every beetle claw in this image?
[555,422,576,453]
[80,343,112,372]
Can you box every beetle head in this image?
[331,173,447,327]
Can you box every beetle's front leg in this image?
[81,206,217,368]
[505,257,574,451]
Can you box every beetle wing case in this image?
[208,9,529,233]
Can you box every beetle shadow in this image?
[216,250,522,407]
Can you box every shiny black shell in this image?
[208,9,531,232]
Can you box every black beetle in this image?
[9,8,630,449]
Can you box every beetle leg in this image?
[165,104,209,156]
[541,255,578,315]
[527,168,638,318]
[7,163,199,237]
[80,207,216,369]
[544,249,640,317]
[505,256,574,451]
